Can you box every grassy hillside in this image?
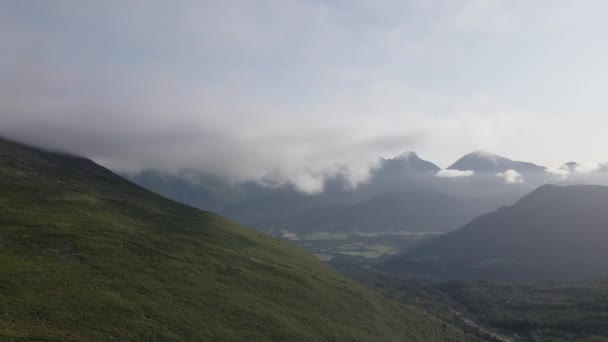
[350,270,608,341]
[435,281,608,341]
[0,138,465,341]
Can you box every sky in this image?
[1,0,608,193]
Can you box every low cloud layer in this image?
[497,170,524,184]
[573,163,602,175]
[436,169,475,178]
[546,168,571,180]
[546,162,607,182]
[1,1,608,193]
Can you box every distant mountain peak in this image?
[394,151,417,159]
[470,149,496,158]
[449,151,544,173]
[382,151,418,162]
[468,150,502,164]
[378,151,440,174]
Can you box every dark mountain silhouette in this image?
[272,191,503,233]
[384,184,608,280]
[128,151,576,235]
[126,151,453,231]
[127,169,246,213]
[375,152,440,174]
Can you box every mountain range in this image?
[127,150,606,235]
[269,191,504,233]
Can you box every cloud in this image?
[573,162,601,175]
[436,0,523,33]
[1,1,608,193]
[497,169,524,184]
[546,168,570,180]
[0,1,533,194]
[436,169,474,178]
[546,162,601,181]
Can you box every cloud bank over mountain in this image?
[436,170,475,178]
[1,1,608,192]
[497,170,524,184]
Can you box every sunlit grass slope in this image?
[0,138,465,341]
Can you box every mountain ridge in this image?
[448,151,546,173]
[271,190,504,233]
[383,184,608,280]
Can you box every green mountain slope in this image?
[0,138,465,341]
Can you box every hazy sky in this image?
[1,0,608,192]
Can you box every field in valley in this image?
[279,230,442,268]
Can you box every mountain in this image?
[0,137,466,340]
[126,151,445,230]
[126,169,246,213]
[448,150,545,174]
[125,152,522,235]
[354,152,441,196]
[126,169,331,229]
[384,184,608,280]
[272,191,503,233]
[374,152,440,175]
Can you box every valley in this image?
[278,229,441,268]
[124,149,608,341]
